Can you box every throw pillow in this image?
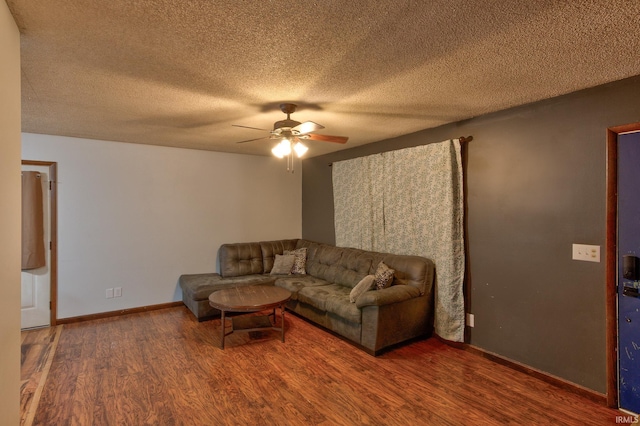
[284,247,307,275]
[373,262,395,290]
[270,254,296,275]
[350,275,375,303]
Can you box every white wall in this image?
[0,2,22,423]
[22,134,302,319]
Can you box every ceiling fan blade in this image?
[306,133,349,144]
[232,124,270,131]
[235,136,271,144]
[293,121,324,135]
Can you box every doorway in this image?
[616,131,640,414]
[606,122,640,410]
[21,160,57,329]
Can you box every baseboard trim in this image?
[57,301,184,324]
[463,344,607,405]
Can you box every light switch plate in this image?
[572,244,600,262]
[466,313,475,327]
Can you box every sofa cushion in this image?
[179,273,223,301]
[179,273,275,301]
[214,274,276,287]
[350,275,375,303]
[332,248,373,288]
[270,254,296,275]
[301,243,372,287]
[295,239,319,257]
[284,247,307,274]
[274,275,330,300]
[304,243,343,281]
[298,284,362,324]
[297,284,332,311]
[260,239,299,273]
[219,242,264,277]
[374,262,395,290]
[324,286,362,324]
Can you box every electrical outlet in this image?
[572,244,600,263]
[106,288,114,299]
[466,313,475,328]
[114,287,122,297]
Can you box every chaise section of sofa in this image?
[179,272,275,321]
[179,240,298,321]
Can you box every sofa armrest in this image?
[355,285,421,308]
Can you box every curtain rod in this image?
[328,135,473,166]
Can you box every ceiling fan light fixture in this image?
[293,141,308,157]
[280,139,292,155]
[271,145,285,158]
[272,139,291,158]
[234,103,348,164]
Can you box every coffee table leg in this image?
[220,310,226,349]
[280,304,285,342]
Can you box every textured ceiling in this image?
[7,1,640,157]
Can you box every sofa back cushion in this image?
[260,239,299,273]
[297,239,434,295]
[218,242,264,277]
[297,240,372,288]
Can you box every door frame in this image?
[606,122,640,407]
[21,160,58,327]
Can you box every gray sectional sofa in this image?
[179,239,435,355]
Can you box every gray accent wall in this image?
[302,75,640,393]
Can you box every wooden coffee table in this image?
[208,285,292,349]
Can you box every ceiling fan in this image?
[233,103,349,152]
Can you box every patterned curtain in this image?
[332,139,465,342]
[333,154,385,251]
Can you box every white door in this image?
[21,164,51,329]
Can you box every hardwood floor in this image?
[20,325,63,426]
[22,306,620,425]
